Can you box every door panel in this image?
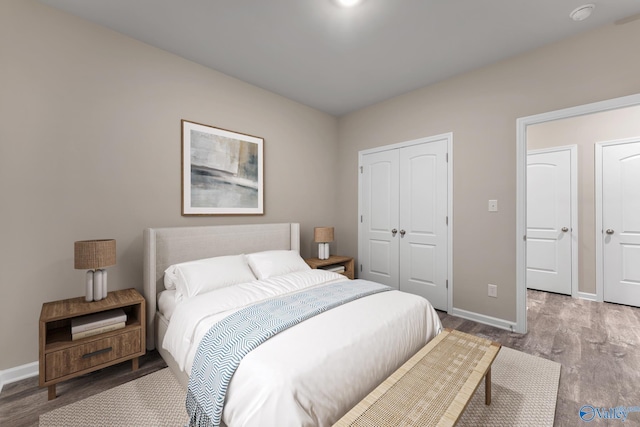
[369,241,392,276]
[603,140,640,306]
[407,243,436,284]
[360,150,399,288]
[399,141,448,310]
[370,162,394,231]
[527,149,572,295]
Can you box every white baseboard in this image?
[449,307,518,332]
[576,291,598,302]
[0,361,38,394]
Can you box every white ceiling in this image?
[39,0,640,116]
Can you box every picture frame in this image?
[182,120,264,215]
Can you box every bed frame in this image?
[143,223,300,352]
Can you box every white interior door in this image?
[601,139,640,307]
[359,149,400,289]
[399,141,448,310]
[526,147,574,295]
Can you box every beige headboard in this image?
[143,223,300,349]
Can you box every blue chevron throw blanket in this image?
[186,280,391,427]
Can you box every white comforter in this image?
[163,269,442,427]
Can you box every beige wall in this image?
[3,1,640,372]
[527,105,640,295]
[0,1,339,370]
[337,20,640,322]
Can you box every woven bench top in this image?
[334,329,501,427]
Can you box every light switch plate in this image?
[488,284,498,298]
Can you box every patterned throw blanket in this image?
[186,280,391,427]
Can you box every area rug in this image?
[458,346,560,426]
[39,368,186,427]
[40,347,560,427]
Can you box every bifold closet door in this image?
[360,149,400,289]
[398,141,448,310]
[360,140,449,310]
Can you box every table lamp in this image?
[74,239,116,302]
[314,227,334,260]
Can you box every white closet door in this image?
[602,140,640,307]
[399,140,448,310]
[360,149,400,289]
[526,148,573,295]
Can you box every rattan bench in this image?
[334,329,501,427]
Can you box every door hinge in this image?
[446,153,449,162]
[360,166,363,173]
[360,215,363,223]
[446,280,449,289]
[360,264,363,272]
[446,216,448,225]
[523,235,527,241]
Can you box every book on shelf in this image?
[320,265,346,273]
[71,308,127,334]
[72,322,126,340]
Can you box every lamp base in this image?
[86,269,108,301]
[318,242,330,260]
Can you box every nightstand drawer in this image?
[45,329,141,381]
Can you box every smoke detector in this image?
[570,4,595,21]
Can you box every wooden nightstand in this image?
[39,288,146,400]
[305,255,355,280]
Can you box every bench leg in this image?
[485,367,492,405]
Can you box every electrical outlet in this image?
[488,284,498,298]
[488,200,498,212]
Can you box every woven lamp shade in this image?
[74,239,116,270]
[314,227,334,243]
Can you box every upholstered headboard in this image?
[143,223,300,349]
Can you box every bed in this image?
[143,223,442,427]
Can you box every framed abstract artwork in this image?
[181,120,264,215]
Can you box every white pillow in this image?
[157,290,178,320]
[164,267,179,290]
[247,250,310,280]
[163,254,257,301]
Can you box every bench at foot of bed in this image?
[334,328,501,427]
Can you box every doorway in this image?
[515,93,640,334]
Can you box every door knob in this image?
[399,230,406,237]
[606,229,614,235]
[391,229,398,237]
[561,227,569,232]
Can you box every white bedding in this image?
[163,269,442,427]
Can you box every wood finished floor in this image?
[1,290,639,427]
[440,290,640,426]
